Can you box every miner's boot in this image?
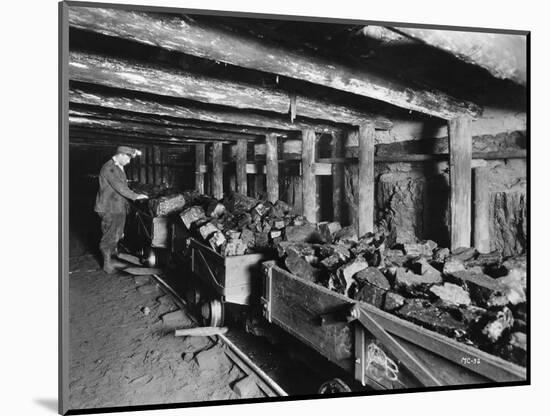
[102,249,116,274]
[109,245,128,269]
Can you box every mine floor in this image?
[67,250,354,410]
[68,253,260,410]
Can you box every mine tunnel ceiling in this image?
[67,7,527,147]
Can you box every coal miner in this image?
[95,146,148,273]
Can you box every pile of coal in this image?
[275,230,527,366]
[129,182,173,198]
[149,190,203,217]
[128,184,202,217]
[178,192,298,256]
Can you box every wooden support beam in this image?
[236,139,248,196]
[131,161,139,182]
[70,126,229,147]
[302,130,317,222]
[69,105,292,138]
[160,148,167,185]
[139,146,147,183]
[358,124,375,236]
[69,8,481,119]
[69,51,392,129]
[246,163,266,175]
[228,172,237,193]
[212,142,224,199]
[253,144,265,199]
[152,145,161,185]
[195,144,206,194]
[331,133,345,223]
[266,134,279,203]
[448,116,473,250]
[69,115,260,142]
[314,150,527,164]
[473,167,491,253]
[227,144,237,193]
[146,147,154,184]
[69,86,342,134]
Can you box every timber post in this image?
[266,133,279,203]
[302,129,317,222]
[212,142,223,199]
[448,116,473,251]
[358,123,375,236]
[195,144,205,194]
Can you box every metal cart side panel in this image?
[190,238,271,305]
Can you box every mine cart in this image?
[125,202,192,267]
[188,238,273,326]
[262,265,527,391]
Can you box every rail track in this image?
[150,269,357,399]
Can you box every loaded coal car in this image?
[124,190,295,326]
[123,185,528,391]
[175,192,302,327]
[262,225,527,391]
[124,185,201,267]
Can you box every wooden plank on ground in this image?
[117,253,142,266]
[124,267,163,275]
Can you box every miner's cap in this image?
[116,146,142,158]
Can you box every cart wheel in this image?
[144,248,157,268]
[201,299,225,327]
[185,286,202,306]
[318,378,352,394]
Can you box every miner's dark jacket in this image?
[95,159,140,213]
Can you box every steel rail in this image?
[151,273,288,398]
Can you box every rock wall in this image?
[486,159,527,256]
[343,132,527,256]
[375,164,450,247]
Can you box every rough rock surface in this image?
[396,298,467,339]
[429,283,471,306]
[448,270,506,307]
[395,267,442,296]
[344,147,526,256]
[383,292,406,311]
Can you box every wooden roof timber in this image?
[68,105,295,138]
[70,126,230,145]
[390,28,527,86]
[69,137,192,150]
[68,7,481,119]
[69,116,261,142]
[69,51,392,129]
[69,86,344,134]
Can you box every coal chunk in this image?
[396,298,468,339]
